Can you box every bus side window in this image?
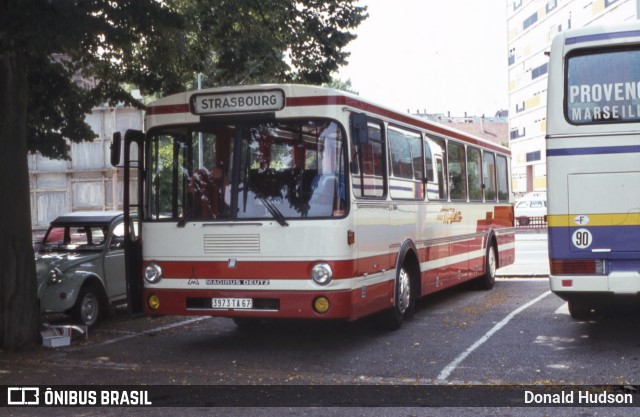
[427,136,447,200]
[350,117,386,198]
[467,146,483,202]
[424,139,434,183]
[483,152,497,201]
[388,125,423,200]
[435,157,447,200]
[447,141,467,201]
[496,154,509,201]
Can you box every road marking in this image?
[67,316,210,351]
[555,303,569,315]
[436,290,552,382]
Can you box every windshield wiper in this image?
[258,196,289,227]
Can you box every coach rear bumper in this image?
[550,272,640,296]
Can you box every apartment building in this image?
[29,104,143,240]
[507,0,639,195]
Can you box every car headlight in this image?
[144,262,163,284]
[311,263,333,286]
[47,268,63,286]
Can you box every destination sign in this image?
[567,50,640,124]
[190,89,285,115]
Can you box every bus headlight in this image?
[311,263,333,285]
[144,262,163,284]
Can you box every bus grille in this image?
[203,234,261,254]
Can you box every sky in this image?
[336,0,509,117]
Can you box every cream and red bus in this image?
[112,84,514,329]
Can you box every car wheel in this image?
[517,216,530,226]
[73,285,101,327]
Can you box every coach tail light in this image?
[311,263,333,286]
[144,262,163,284]
[550,259,605,275]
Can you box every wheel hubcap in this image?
[397,268,411,314]
[81,293,98,325]
[488,248,496,278]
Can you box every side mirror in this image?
[110,132,122,166]
[351,112,369,145]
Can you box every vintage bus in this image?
[547,22,640,319]
[112,84,514,329]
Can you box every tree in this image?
[324,78,359,95]
[0,0,366,351]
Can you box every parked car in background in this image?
[35,211,136,326]
[514,193,547,226]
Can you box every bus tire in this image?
[475,243,497,290]
[377,265,414,331]
[568,298,592,320]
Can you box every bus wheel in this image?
[377,266,413,331]
[568,299,593,320]
[476,244,497,290]
[72,285,102,327]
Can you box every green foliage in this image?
[171,0,368,88]
[324,78,358,95]
[1,0,367,160]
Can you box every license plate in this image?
[211,298,253,309]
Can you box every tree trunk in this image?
[0,51,40,351]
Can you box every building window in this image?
[516,102,525,113]
[523,12,538,30]
[513,0,523,11]
[526,150,541,162]
[532,62,548,79]
[546,0,557,13]
[510,127,526,140]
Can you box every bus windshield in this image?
[566,48,640,124]
[146,119,347,222]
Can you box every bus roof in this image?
[145,84,510,155]
[553,21,640,48]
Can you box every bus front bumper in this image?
[142,287,389,320]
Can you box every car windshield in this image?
[40,224,108,252]
[146,119,347,223]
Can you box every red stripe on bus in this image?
[146,94,510,155]
[143,233,507,281]
[146,103,191,116]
